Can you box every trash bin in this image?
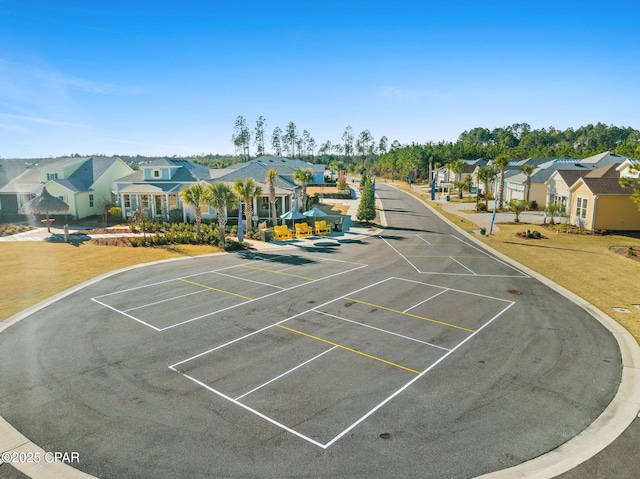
[445,195,450,202]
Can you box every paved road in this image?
[0,183,626,478]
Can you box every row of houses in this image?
[436,151,640,231]
[0,156,325,225]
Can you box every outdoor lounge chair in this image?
[295,222,313,239]
[274,225,293,240]
[314,220,331,235]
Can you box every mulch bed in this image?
[77,227,132,235]
[609,246,640,263]
[89,237,133,247]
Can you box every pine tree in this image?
[357,175,376,222]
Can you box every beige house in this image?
[568,163,640,230]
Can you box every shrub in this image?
[529,200,538,211]
[476,203,487,212]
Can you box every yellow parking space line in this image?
[276,324,421,375]
[241,265,314,281]
[342,297,475,333]
[178,278,253,300]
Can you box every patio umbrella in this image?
[21,187,70,233]
[280,208,305,228]
[303,207,328,217]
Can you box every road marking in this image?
[449,256,476,274]
[342,297,475,333]
[316,310,451,352]
[240,265,314,281]
[276,324,421,375]
[235,346,337,400]
[178,278,253,300]
[405,255,488,258]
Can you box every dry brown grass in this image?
[477,224,640,341]
[415,188,640,344]
[0,242,221,321]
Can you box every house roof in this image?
[578,151,633,170]
[0,158,34,190]
[0,157,124,194]
[576,177,635,195]
[585,163,620,178]
[116,158,214,185]
[549,169,590,187]
[507,161,587,185]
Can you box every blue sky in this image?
[1,0,638,158]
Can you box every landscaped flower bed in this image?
[0,224,34,237]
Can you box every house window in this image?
[201,204,209,213]
[46,173,59,180]
[89,194,94,207]
[168,195,177,209]
[153,170,161,178]
[576,197,588,220]
[141,195,149,208]
[123,195,131,208]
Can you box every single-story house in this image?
[115,158,224,221]
[0,156,133,220]
[546,163,621,215]
[503,158,583,205]
[568,164,640,230]
[114,156,317,225]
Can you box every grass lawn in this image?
[0,242,221,321]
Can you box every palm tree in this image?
[508,199,528,222]
[233,178,263,232]
[179,182,212,236]
[208,182,236,244]
[476,165,498,211]
[521,164,536,204]
[450,159,468,199]
[545,202,563,225]
[493,154,511,210]
[293,167,314,211]
[266,168,279,227]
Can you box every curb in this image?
[390,184,640,479]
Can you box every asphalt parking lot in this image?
[0,183,636,479]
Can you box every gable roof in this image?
[548,169,591,187]
[116,158,214,184]
[212,161,298,191]
[0,156,124,194]
[507,161,587,185]
[585,163,620,178]
[580,151,629,166]
[575,177,635,195]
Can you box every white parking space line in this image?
[315,310,451,352]
[123,289,207,312]
[90,297,162,331]
[169,275,517,449]
[402,289,448,313]
[212,270,287,290]
[449,256,477,274]
[235,347,337,401]
[93,255,368,332]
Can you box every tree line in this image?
[226,117,639,180]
